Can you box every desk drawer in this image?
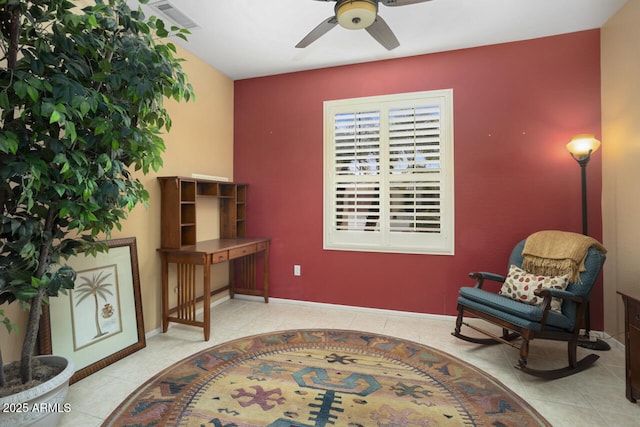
[229,244,256,259]
[628,297,640,329]
[257,241,268,252]
[211,251,229,263]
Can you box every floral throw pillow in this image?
[499,265,569,312]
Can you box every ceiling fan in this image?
[296,0,432,50]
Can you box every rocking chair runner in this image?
[452,232,606,379]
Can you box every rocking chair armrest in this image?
[535,288,586,329]
[534,288,590,332]
[535,288,585,304]
[469,272,506,289]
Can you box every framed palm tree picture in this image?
[41,237,145,384]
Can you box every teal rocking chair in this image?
[452,232,606,379]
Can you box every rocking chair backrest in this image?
[508,239,606,325]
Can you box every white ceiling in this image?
[133,0,627,80]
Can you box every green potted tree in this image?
[0,0,193,420]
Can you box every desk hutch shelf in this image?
[158,176,268,341]
[158,177,247,248]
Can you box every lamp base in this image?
[577,335,611,351]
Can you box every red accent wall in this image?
[234,30,604,327]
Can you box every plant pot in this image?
[0,355,74,427]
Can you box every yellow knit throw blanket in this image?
[521,230,606,283]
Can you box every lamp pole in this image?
[567,135,610,351]
[576,155,589,236]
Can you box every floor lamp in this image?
[566,134,611,351]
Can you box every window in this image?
[324,89,454,255]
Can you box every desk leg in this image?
[229,260,235,300]
[203,256,211,341]
[263,243,270,303]
[161,253,169,333]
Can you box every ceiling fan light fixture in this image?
[336,0,377,30]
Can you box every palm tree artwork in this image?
[74,269,116,339]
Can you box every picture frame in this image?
[40,237,146,384]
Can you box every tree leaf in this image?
[52,184,67,197]
[50,109,62,124]
[0,91,9,110]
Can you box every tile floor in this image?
[59,297,639,427]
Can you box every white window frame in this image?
[323,89,454,255]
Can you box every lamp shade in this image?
[566,134,601,158]
[336,0,377,30]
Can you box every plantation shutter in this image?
[324,90,454,255]
[388,105,441,233]
[334,111,381,234]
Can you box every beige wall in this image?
[601,1,640,341]
[0,46,234,363]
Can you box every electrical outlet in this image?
[294,265,301,276]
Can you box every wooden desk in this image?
[159,237,270,340]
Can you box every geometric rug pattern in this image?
[101,329,550,426]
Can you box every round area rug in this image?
[102,329,549,426]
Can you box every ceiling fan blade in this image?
[380,0,432,6]
[365,16,399,50]
[296,16,339,48]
